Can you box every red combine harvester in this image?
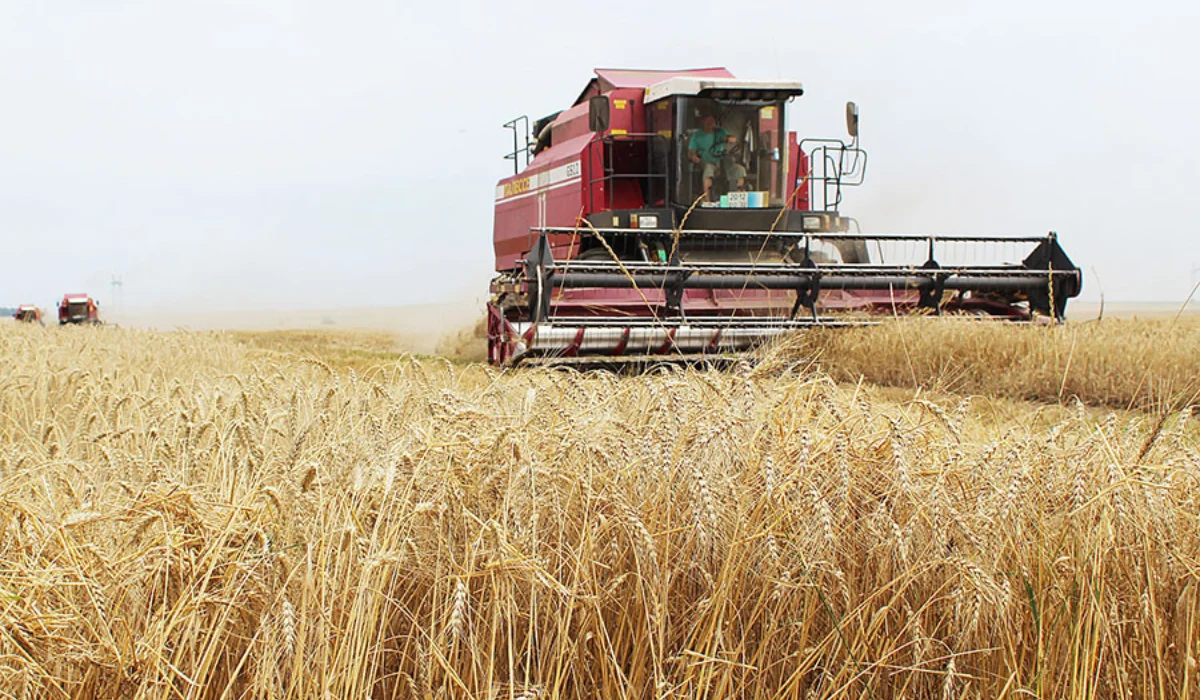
[488,68,1082,365]
[14,305,44,324]
[58,293,101,325]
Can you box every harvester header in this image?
[487,67,1081,365]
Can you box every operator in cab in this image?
[687,114,747,201]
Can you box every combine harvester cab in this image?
[488,68,1082,366]
[14,305,44,325]
[58,294,101,325]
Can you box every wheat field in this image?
[0,323,1198,699]
[789,317,1200,411]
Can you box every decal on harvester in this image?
[495,160,582,203]
[503,178,531,198]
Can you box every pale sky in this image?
[2,0,1197,312]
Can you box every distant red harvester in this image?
[14,305,43,324]
[488,68,1082,365]
[58,293,101,325]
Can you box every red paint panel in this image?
[551,101,591,145]
[494,133,592,271]
[606,88,641,133]
[786,132,811,211]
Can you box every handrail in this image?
[586,133,670,213]
[798,137,867,212]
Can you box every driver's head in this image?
[700,115,716,132]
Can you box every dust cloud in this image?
[112,299,485,357]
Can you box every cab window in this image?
[670,97,785,208]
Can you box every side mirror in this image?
[845,101,859,138]
[588,96,611,133]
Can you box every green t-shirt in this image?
[688,127,729,163]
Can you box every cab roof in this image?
[574,67,735,104]
[644,77,805,103]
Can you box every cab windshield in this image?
[653,96,786,208]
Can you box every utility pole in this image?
[110,275,123,315]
